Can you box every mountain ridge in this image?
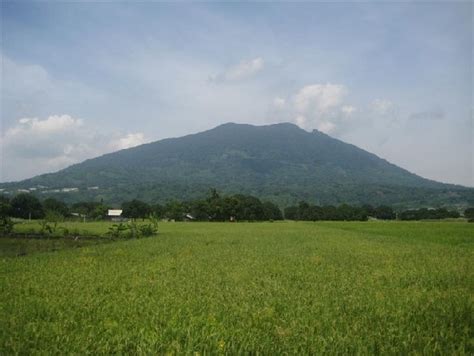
[1,122,472,208]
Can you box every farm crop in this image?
[1,221,473,354]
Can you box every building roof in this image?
[108,209,123,216]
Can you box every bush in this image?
[39,221,54,236]
[107,220,158,239]
[107,223,129,238]
[139,223,158,237]
[0,216,15,235]
[127,220,141,239]
[149,214,160,232]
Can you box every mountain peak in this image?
[212,121,303,131]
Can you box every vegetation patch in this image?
[0,235,113,258]
[0,221,472,354]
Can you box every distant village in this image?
[0,186,99,195]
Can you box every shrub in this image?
[149,214,160,232]
[0,216,15,235]
[107,223,129,238]
[39,221,54,236]
[139,223,158,237]
[128,220,140,239]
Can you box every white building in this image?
[108,209,124,221]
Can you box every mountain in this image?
[1,122,473,208]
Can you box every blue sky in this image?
[1,1,472,186]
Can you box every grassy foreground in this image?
[1,221,473,354]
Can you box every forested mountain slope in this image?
[2,123,472,208]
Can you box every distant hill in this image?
[1,122,473,208]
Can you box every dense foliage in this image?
[284,203,399,221]
[125,190,283,222]
[0,192,471,223]
[1,221,472,353]
[10,193,44,219]
[464,207,474,222]
[43,198,69,216]
[2,123,473,208]
[70,201,108,220]
[399,208,460,220]
[122,199,152,220]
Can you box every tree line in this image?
[1,192,473,222]
[284,202,395,221]
[398,208,464,221]
[284,202,468,221]
[0,191,283,222]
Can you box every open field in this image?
[1,221,473,354]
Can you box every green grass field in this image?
[1,221,473,354]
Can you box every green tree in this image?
[91,204,108,220]
[222,196,240,221]
[11,193,44,219]
[151,204,165,219]
[284,206,298,220]
[234,195,265,221]
[165,201,185,221]
[262,201,283,221]
[374,205,396,220]
[362,204,375,217]
[0,199,12,218]
[189,199,211,221]
[206,189,225,221]
[71,201,101,217]
[43,198,69,217]
[122,199,151,220]
[464,207,474,220]
[321,205,338,220]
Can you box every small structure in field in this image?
[108,209,124,222]
[184,213,195,221]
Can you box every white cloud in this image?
[8,115,83,136]
[294,84,347,114]
[110,133,147,151]
[210,57,264,83]
[1,55,106,129]
[270,83,356,134]
[295,115,307,127]
[1,115,148,181]
[318,121,336,133]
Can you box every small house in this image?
[108,209,124,222]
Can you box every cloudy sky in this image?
[1,2,472,186]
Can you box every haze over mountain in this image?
[1,123,472,208]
